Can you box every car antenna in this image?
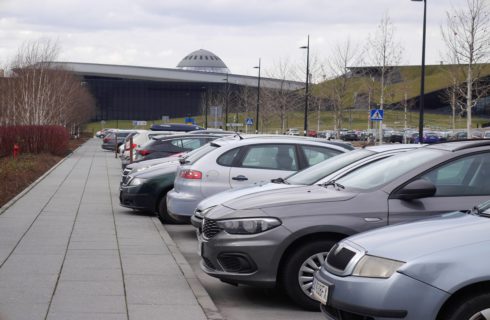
[235,132,244,140]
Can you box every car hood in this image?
[132,160,179,179]
[222,185,357,210]
[346,212,490,262]
[196,183,297,211]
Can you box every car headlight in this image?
[216,218,281,235]
[352,255,405,279]
[129,177,147,186]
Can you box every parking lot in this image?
[165,224,323,320]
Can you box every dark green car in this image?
[119,143,220,223]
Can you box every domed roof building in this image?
[176,49,230,73]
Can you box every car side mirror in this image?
[392,179,436,200]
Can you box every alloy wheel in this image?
[298,251,329,297]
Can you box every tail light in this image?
[138,149,151,156]
[103,138,110,143]
[132,143,137,149]
[180,169,202,180]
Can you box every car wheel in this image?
[157,196,180,224]
[281,239,336,311]
[439,291,490,320]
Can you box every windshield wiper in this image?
[271,177,289,184]
[320,180,345,190]
[469,206,490,217]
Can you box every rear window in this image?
[183,143,219,164]
[217,148,241,166]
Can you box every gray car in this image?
[198,140,490,310]
[312,200,490,320]
[192,144,423,228]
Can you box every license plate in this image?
[197,230,203,256]
[312,278,329,305]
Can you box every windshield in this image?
[286,149,375,185]
[336,148,444,191]
[183,143,219,164]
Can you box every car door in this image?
[388,151,490,225]
[229,144,298,189]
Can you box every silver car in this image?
[166,136,354,221]
[313,200,490,320]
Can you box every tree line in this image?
[0,40,95,136]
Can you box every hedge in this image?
[0,125,69,157]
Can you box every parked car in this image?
[134,134,222,162]
[166,136,354,222]
[95,128,114,138]
[312,200,490,320]
[197,140,490,310]
[340,130,358,141]
[192,144,423,229]
[485,130,490,139]
[101,130,136,151]
[285,128,300,136]
[149,123,204,132]
[120,135,288,223]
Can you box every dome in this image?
[176,49,230,73]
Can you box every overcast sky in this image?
[0,0,471,77]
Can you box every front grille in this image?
[202,219,221,239]
[326,244,356,271]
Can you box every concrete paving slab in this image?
[0,139,221,320]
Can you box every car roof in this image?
[210,135,353,151]
[364,144,425,152]
[150,133,222,141]
[426,140,490,152]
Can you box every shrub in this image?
[0,125,69,157]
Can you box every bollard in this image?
[129,136,134,164]
[13,144,19,159]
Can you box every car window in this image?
[300,145,342,166]
[170,139,183,148]
[181,138,203,149]
[337,148,444,191]
[240,144,297,171]
[287,149,374,185]
[217,147,241,166]
[420,152,490,196]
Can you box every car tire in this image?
[157,196,180,224]
[439,291,490,320]
[281,239,336,311]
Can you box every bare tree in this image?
[265,59,298,132]
[441,0,490,135]
[0,39,95,129]
[322,39,362,137]
[365,13,404,142]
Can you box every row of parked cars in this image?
[98,128,490,319]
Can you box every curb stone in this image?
[152,217,225,320]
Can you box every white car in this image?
[120,130,163,168]
[166,136,354,222]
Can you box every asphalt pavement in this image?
[0,139,222,320]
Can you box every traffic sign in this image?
[245,118,254,126]
[370,109,384,121]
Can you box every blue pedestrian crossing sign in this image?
[245,118,254,126]
[370,109,384,121]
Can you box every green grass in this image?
[83,110,489,135]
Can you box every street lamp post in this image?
[223,73,229,130]
[254,58,261,134]
[300,35,310,136]
[412,0,427,143]
[201,86,208,129]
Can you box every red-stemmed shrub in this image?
[0,126,69,157]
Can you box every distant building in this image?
[51,49,303,121]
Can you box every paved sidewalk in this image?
[0,139,220,320]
